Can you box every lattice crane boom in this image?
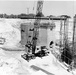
[32,0,44,54]
[36,0,43,16]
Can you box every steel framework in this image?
[32,0,44,54]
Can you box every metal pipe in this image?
[72,15,76,56]
[59,18,63,54]
[2,16,67,20]
[18,17,67,20]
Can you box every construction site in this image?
[0,0,76,75]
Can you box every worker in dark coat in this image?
[49,41,54,48]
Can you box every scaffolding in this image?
[59,16,73,66]
[48,15,74,67]
[72,15,76,68]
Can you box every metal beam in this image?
[18,17,67,20]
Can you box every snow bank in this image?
[0,48,32,75]
[0,19,21,48]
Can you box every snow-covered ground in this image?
[0,47,75,75]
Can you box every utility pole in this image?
[27,7,29,14]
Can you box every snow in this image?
[29,51,74,75]
[0,46,75,75]
[31,70,47,75]
[0,19,21,49]
[0,49,31,75]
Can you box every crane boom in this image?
[36,1,43,15]
[32,0,44,54]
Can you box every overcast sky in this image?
[0,1,75,18]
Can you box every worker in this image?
[49,41,54,48]
[25,41,32,53]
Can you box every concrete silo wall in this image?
[38,28,47,46]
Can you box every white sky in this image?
[0,1,75,18]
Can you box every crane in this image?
[32,0,44,54]
[21,0,45,61]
